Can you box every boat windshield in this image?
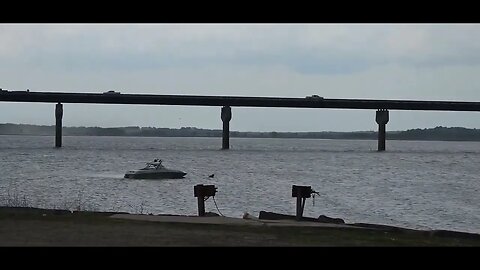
[142,161,164,170]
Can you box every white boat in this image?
[124,159,187,179]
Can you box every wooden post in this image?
[296,196,303,221]
[292,185,313,221]
[194,184,217,217]
[197,196,205,217]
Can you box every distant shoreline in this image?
[1,123,480,142]
[3,133,480,143]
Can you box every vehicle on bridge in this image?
[306,95,324,100]
[103,90,121,95]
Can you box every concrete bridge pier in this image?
[375,109,389,151]
[221,106,232,150]
[55,102,63,148]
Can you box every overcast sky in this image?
[1,23,480,132]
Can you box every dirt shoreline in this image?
[1,206,479,246]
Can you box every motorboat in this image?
[124,159,187,179]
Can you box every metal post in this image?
[221,106,232,150]
[55,103,63,148]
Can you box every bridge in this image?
[2,89,480,150]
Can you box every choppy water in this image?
[0,135,479,233]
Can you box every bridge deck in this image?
[1,91,480,111]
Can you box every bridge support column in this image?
[375,109,389,151]
[55,102,63,148]
[221,106,232,150]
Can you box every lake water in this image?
[0,135,479,233]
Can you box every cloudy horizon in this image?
[2,24,480,132]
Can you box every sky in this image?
[1,23,480,132]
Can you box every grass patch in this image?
[1,207,479,246]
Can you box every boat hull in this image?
[124,171,187,179]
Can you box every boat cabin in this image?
[142,159,165,170]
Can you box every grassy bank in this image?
[1,207,479,246]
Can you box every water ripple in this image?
[0,135,479,233]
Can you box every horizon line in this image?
[1,122,476,133]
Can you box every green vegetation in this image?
[1,123,480,141]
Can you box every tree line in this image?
[1,123,479,141]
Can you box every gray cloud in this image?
[2,24,480,74]
[1,24,480,132]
